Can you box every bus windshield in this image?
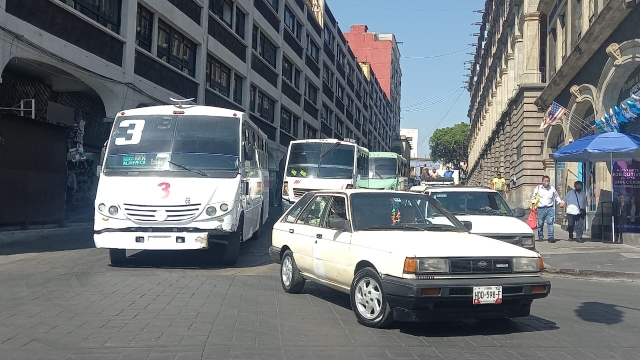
[104,115,240,174]
[369,157,398,179]
[286,142,355,179]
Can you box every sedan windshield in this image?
[349,192,466,231]
[104,115,240,174]
[429,191,513,216]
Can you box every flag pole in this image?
[611,152,616,243]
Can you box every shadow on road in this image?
[0,234,95,256]
[575,302,624,325]
[398,315,559,337]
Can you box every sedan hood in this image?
[351,230,539,258]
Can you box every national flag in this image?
[540,102,568,129]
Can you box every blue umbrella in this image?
[553,132,640,162]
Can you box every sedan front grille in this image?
[122,203,202,223]
[449,258,513,274]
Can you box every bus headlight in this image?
[108,206,119,216]
[206,206,217,216]
[282,181,289,196]
[220,203,229,211]
[98,203,106,212]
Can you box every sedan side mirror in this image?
[512,207,526,218]
[328,217,349,231]
[461,221,473,231]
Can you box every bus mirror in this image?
[245,160,251,169]
[96,165,102,175]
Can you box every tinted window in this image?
[297,196,332,227]
[283,192,314,223]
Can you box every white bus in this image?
[281,138,369,210]
[94,100,269,266]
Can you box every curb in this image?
[0,223,93,246]
[543,266,640,280]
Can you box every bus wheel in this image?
[223,216,243,266]
[109,249,126,266]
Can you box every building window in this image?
[206,55,231,96]
[235,10,246,39]
[157,20,197,77]
[258,31,278,68]
[250,84,257,112]
[252,25,259,50]
[306,34,319,63]
[59,0,122,33]
[322,63,334,88]
[233,74,243,105]
[324,27,334,51]
[282,57,301,89]
[266,0,278,11]
[575,0,583,42]
[257,91,276,123]
[337,49,345,67]
[321,104,332,125]
[346,63,355,80]
[304,122,317,139]
[284,6,302,41]
[281,108,298,136]
[560,13,567,61]
[211,0,233,27]
[346,95,354,111]
[336,119,344,136]
[136,4,153,52]
[355,107,361,121]
[305,79,318,104]
[336,84,345,101]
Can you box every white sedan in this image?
[269,190,550,328]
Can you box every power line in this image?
[402,89,463,113]
[332,2,478,12]
[417,89,466,148]
[402,47,473,59]
[402,86,461,110]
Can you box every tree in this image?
[429,122,470,172]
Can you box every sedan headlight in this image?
[513,257,543,272]
[521,235,534,246]
[404,258,450,274]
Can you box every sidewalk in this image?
[537,224,640,279]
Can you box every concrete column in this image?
[121,0,138,81]
[521,11,541,83]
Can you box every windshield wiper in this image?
[168,161,207,177]
[422,224,465,232]
[319,142,342,160]
[359,224,425,231]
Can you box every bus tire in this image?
[109,249,126,266]
[223,216,243,266]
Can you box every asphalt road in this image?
[1,226,639,359]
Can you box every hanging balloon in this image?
[614,106,627,124]
[595,118,606,133]
[621,102,637,120]
[609,108,620,128]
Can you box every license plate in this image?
[473,286,503,304]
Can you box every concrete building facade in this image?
[467,0,548,208]
[535,0,640,244]
[400,128,418,159]
[344,24,402,138]
[0,0,398,224]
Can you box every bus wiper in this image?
[320,142,341,160]
[168,161,207,177]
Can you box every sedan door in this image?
[291,195,333,274]
[272,193,314,269]
[313,195,353,286]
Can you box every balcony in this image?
[208,15,247,62]
[254,0,280,33]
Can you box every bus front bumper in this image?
[94,230,210,250]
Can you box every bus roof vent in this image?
[170,98,195,108]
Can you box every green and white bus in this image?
[366,152,409,190]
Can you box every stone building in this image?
[535,0,640,245]
[466,0,548,208]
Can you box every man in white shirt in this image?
[563,181,588,242]
[531,175,565,243]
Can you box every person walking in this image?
[563,181,587,242]
[531,175,564,243]
[491,172,508,196]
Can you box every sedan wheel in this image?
[350,267,393,328]
[280,250,305,293]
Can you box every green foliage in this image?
[429,122,470,171]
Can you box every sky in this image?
[326,0,485,159]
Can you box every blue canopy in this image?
[552,132,640,162]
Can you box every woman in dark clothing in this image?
[613,194,628,243]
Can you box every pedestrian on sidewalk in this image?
[490,172,508,196]
[531,175,565,243]
[563,181,587,243]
